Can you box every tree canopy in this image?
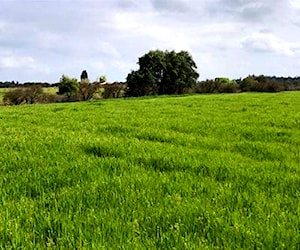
[57,75,79,98]
[80,70,88,81]
[126,50,199,96]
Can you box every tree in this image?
[99,75,107,83]
[126,50,199,97]
[57,75,79,99]
[80,70,88,81]
[78,78,99,101]
[102,82,126,99]
[3,85,45,105]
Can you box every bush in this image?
[2,85,70,105]
[3,88,25,105]
[57,75,79,100]
[196,78,240,93]
[41,93,68,103]
[241,76,285,92]
[102,82,126,99]
[196,80,221,93]
[3,85,45,105]
[78,79,99,101]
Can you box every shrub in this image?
[102,82,126,99]
[196,78,240,93]
[196,80,221,93]
[3,88,25,105]
[57,75,79,100]
[3,85,45,105]
[241,75,285,92]
[78,79,99,101]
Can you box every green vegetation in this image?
[0,87,58,104]
[0,92,299,249]
[127,50,199,96]
[1,50,300,106]
[0,88,10,103]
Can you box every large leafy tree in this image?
[126,50,199,96]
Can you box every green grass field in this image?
[0,92,299,249]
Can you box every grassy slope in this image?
[0,92,299,249]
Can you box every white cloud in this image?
[93,41,121,58]
[0,55,36,69]
[290,0,300,9]
[151,0,191,13]
[0,0,299,82]
[36,31,62,49]
[0,21,6,34]
[241,33,296,56]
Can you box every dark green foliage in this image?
[57,75,79,99]
[80,70,88,81]
[3,85,46,105]
[24,85,45,104]
[99,75,107,83]
[78,79,99,101]
[102,82,126,99]
[240,75,285,92]
[0,81,19,88]
[196,75,298,94]
[216,78,240,93]
[126,70,157,97]
[126,50,199,96]
[3,88,26,105]
[196,79,221,93]
[196,78,240,93]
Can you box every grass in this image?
[0,92,299,249]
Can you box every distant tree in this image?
[126,50,199,96]
[240,75,284,92]
[57,75,79,99]
[80,70,88,81]
[102,82,126,99]
[196,78,240,93]
[215,78,240,93]
[78,78,99,101]
[24,85,44,104]
[99,75,107,83]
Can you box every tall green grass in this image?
[0,92,299,249]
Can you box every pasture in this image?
[0,92,299,249]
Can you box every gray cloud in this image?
[241,32,295,56]
[206,0,288,22]
[116,0,137,9]
[151,0,191,13]
[0,0,299,82]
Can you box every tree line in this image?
[2,49,300,105]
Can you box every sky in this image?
[0,0,300,83]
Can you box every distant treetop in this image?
[80,70,89,80]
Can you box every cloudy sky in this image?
[0,0,300,83]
